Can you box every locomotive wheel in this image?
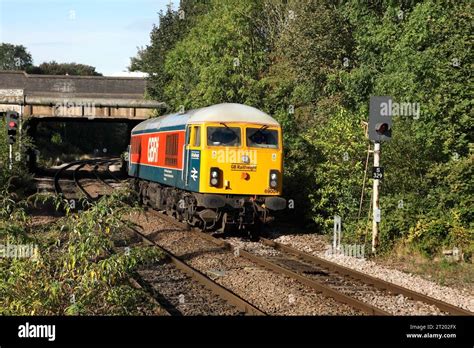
[164,193,175,217]
[218,213,236,234]
[140,182,149,206]
[152,186,162,210]
[247,223,261,241]
[166,204,174,217]
[184,201,195,224]
[133,179,140,193]
[176,199,185,222]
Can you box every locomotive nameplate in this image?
[231,164,257,172]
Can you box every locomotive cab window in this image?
[207,126,241,146]
[246,127,278,148]
[187,126,201,147]
[193,126,201,147]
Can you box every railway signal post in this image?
[6,111,19,170]
[372,142,381,252]
[368,97,392,253]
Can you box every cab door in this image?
[185,125,201,192]
[182,125,191,187]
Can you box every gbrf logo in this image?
[148,137,159,163]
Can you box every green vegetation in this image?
[0,3,471,314]
[131,0,473,258]
[27,61,102,76]
[381,246,474,289]
[0,188,163,315]
[0,43,102,76]
[129,0,211,101]
[0,43,33,70]
[0,110,159,314]
[0,116,34,190]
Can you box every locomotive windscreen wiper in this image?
[252,124,269,139]
[219,122,238,136]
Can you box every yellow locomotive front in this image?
[197,122,283,196]
[185,113,287,231]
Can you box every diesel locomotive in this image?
[128,103,286,232]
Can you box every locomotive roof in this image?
[132,103,279,133]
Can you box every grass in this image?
[380,243,474,292]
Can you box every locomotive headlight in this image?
[210,167,220,187]
[269,170,278,189]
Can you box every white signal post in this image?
[333,215,342,252]
[8,143,13,171]
[19,105,23,149]
[372,142,381,253]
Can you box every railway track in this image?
[125,224,266,316]
[154,213,386,315]
[54,158,121,201]
[55,166,262,316]
[53,160,84,197]
[92,160,115,189]
[258,238,472,316]
[53,164,473,316]
[150,211,473,316]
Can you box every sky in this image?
[0,0,175,75]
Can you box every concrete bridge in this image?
[0,71,165,120]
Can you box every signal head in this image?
[375,122,390,135]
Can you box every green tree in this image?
[163,0,268,109]
[0,43,33,70]
[27,61,102,76]
[115,0,474,256]
[261,0,354,224]
[336,0,473,253]
[129,0,211,103]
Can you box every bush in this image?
[0,188,163,315]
